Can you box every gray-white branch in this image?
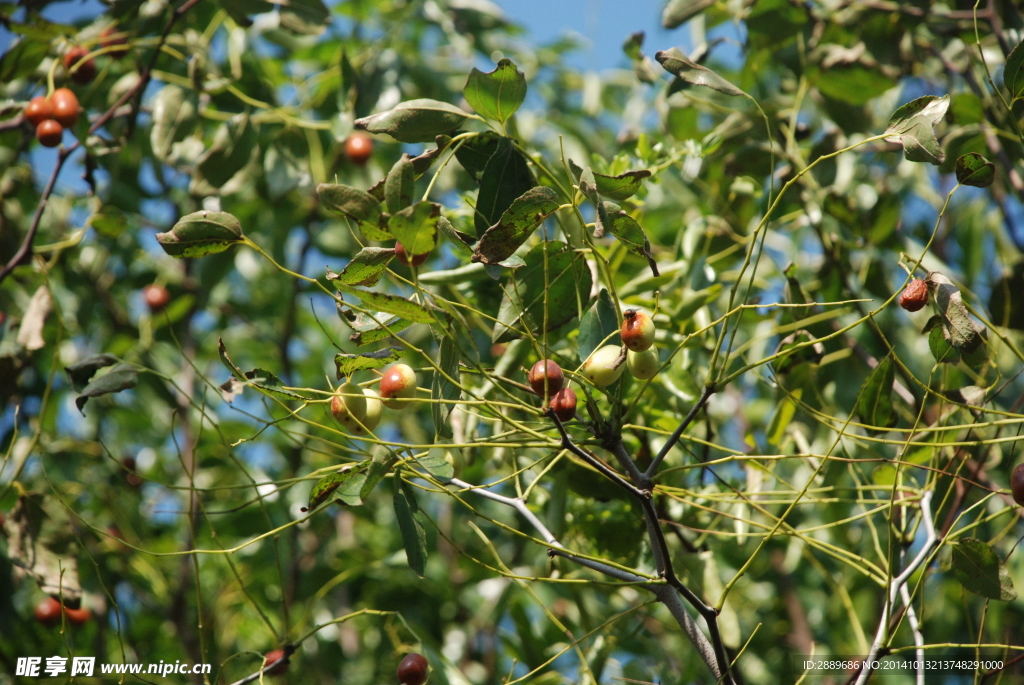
[853,491,936,685]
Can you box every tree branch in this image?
[852,492,936,685]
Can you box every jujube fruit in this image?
[36,119,63,147]
[143,284,170,311]
[331,381,368,432]
[627,347,660,380]
[50,88,80,128]
[395,242,429,267]
[34,597,63,625]
[345,132,374,166]
[64,46,96,84]
[549,387,577,422]
[621,309,655,352]
[358,388,383,432]
[263,649,288,676]
[582,345,626,387]
[379,364,418,410]
[528,360,564,396]
[397,652,429,685]
[123,456,143,488]
[899,279,928,312]
[1011,463,1024,506]
[64,605,91,624]
[25,96,53,127]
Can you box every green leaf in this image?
[264,132,308,200]
[577,166,609,238]
[218,337,246,381]
[767,388,801,446]
[472,187,559,264]
[673,283,722,320]
[349,317,414,346]
[493,241,592,343]
[927,272,983,351]
[334,347,403,379]
[924,316,959,365]
[856,355,897,429]
[304,468,365,512]
[454,131,500,181]
[218,0,275,25]
[1004,38,1024,99]
[661,0,715,28]
[814,64,895,107]
[772,330,824,375]
[65,354,119,392]
[242,368,309,401]
[782,263,811,325]
[578,289,618,363]
[337,285,437,324]
[316,184,391,241]
[474,136,534,236]
[655,47,746,97]
[388,201,440,256]
[622,31,644,60]
[410,136,451,176]
[438,216,475,258]
[75,364,138,414]
[988,260,1024,331]
[156,211,244,259]
[955,152,994,188]
[569,160,651,201]
[883,95,949,165]
[326,247,395,287]
[951,538,1017,601]
[360,450,398,500]
[463,58,527,124]
[0,38,48,83]
[393,479,428,577]
[197,114,259,188]
[415,448,455,479]
[278,0,330,35]
[601,202,659,276]
[960,335,990,372]
[150,85,198,162]
[384,154,415,213]
[354,98,470,143]
[4,16,75,41]
[89,206,129,238]
[431,333,461,439]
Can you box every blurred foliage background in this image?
[2,0,1024,683]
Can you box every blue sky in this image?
[498,0,685,69]
[3,0,691,71]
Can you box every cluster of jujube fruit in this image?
[24,89,79,148]
[530,308,661,421]
[33,596,91,626]
[331,363,418,434]
[22,26,130,147]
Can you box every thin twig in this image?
[645,383,715,478]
